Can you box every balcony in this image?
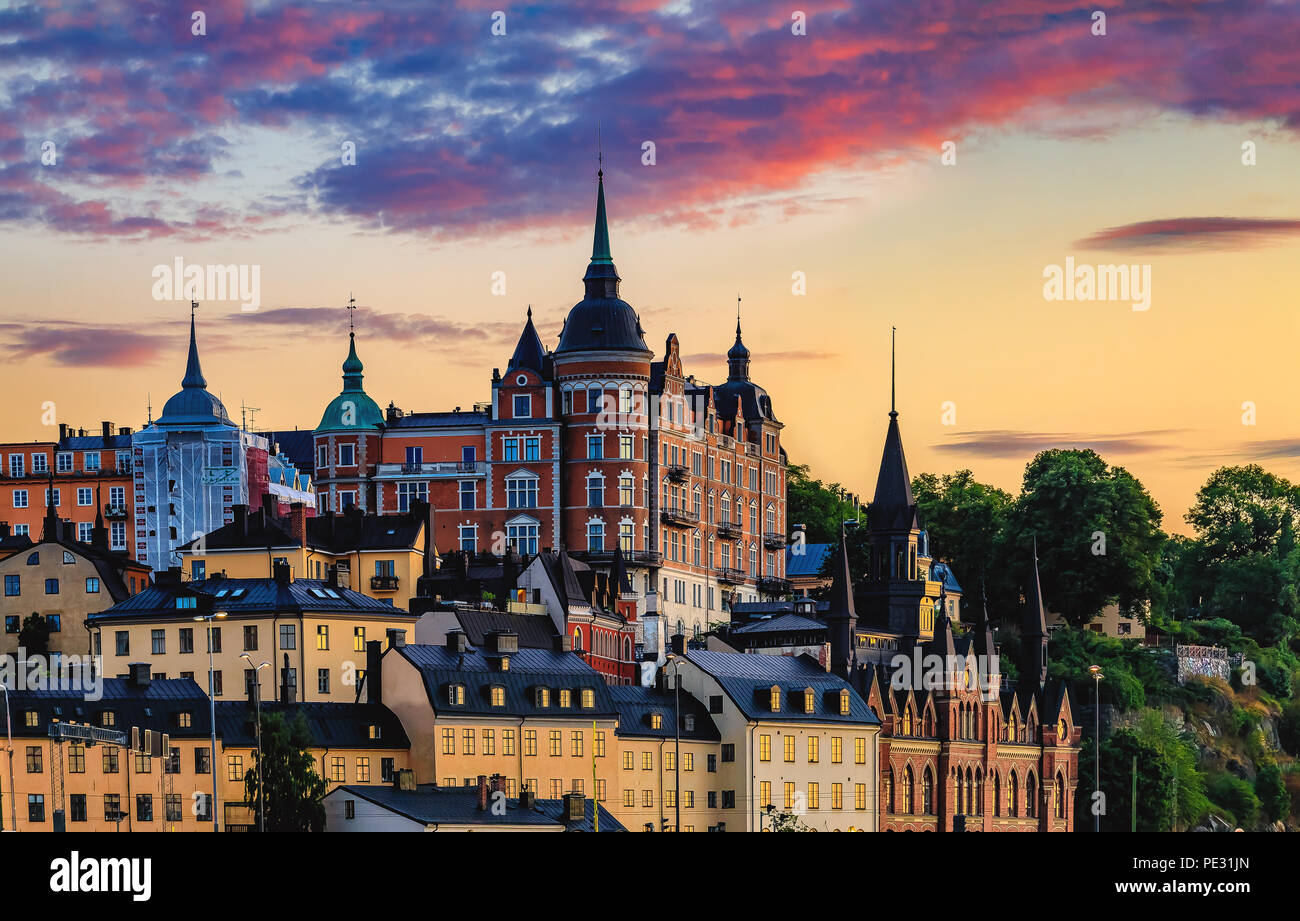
[664,463,689,483]
[660,505,699,527]
[376,460,486,478]
[572,549,662,567]
[370,575,400,592]
[715,520,741,540]
[758,576,792,595]
[763,531,786,550]
[716,567,745,585]
[104,503,128,519]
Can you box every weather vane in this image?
[347,292,356,334]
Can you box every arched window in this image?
[883,771,894,813]
[965,769,974,816]
[1007,771,1018,817]
[803,688,815,714]
[901,705,913,736]
[1026,772,1037,818]
[1055,771,1066,819]
[954,769,964,815]
[572,628,582,651]
[901,766,914,814]
[769,685,781,712]
[974,769,984,816]
[992,772,1001,817]
[922,767,934,814]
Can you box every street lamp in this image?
[195,610,227,831]
[1,683,15,832]
[664,654,683,833]
[1089,664,1104,833]
[241,654,270,833]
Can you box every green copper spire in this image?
[590,170,613,266]
[342,332,364,382]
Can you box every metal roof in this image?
[730,613,828,635]
[214,701,409,749]
[684,649,878,725]
[607,684,721,741]
[326,784,624,831]
[2,677,212,738]
[785,542,833,577]
[88,576,412,621]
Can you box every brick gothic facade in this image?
[824,403,1080,832]
[311,172,788,641]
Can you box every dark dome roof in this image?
[556,296,650,355]
[155,314,234,427]
[555,170,652,357]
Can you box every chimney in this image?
[365,639,383,705]
[670,633,687,656]
[386,628,406,649]
[58,423,68,442]
[101,421,113,443]
[486,631,518,654]
[477,774,489,811]
[261,493,277,521]
[154,567,182,586]
[127,662,151,688]
[0,522,9,540]
[289,502,306,548]
[325,564,339,588]
[489,773,507,796]
[519,787,535,810]
[445,631,468,654]
[563,792,585,823]
[554,634,573,653]
[394,769,416,792]
[233,504,248,537]
[421,500,436,578]
[273,560,292,584]
[119,427,132,437]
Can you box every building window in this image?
[587,521,604,553]
[459,525,477,553]
[151,629,165,655]
[44,578,59,595]
[331,757,346,783]
[318,668,330,694]
[505,475,538,509]
[3,575,18,597]
[338,443,355,466]
[784,735,795,763]
[280,623,296,650]
[758,734,771,762]
[316,624,329,650]
[490,686,505,707]
[459,481,475,511]
[513,395,530,418]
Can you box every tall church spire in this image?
[1020,536,1050,692]
[181,301,207,390]
[581,169,621,300]
[727,295,752,381]
[825,524,859,679]
[870,331,917,532]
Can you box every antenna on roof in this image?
[241,399,261,433]
[147,393,153,425]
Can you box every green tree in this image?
[1185,465,1300,563]
[1001,449,1165,627]
[1255,760,1288,824]
[18,613,50,656]
[1077,729,1176,832]
[1206,773,1260,829]
[911,470,1013,607]
[786,463,859,543]
[243,710,328,832]
[1129,710,1209,828]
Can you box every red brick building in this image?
[0,423,134,555]
[824,401,1080,832]
[311,171,789,644]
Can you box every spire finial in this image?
[347,293,357,337]
[527,304,532,319]
[890,325,897,419]
[597,120,603,178]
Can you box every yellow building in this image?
[86,565,418,705]
[372,631,621,806]
[670,644,882,832]
[0,514,149,660]
[176,500,429,607]
[0,668,217,832]
[607,683,724,832]
[213,700,412,830]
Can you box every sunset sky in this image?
[1,0,1298,534]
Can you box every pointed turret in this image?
[317,327,385,433]
[727,318,751,381]
[181,310,207,389]
[582,169,620,300]
[825,525,859,679]
[42,471,60,542]
[1020,536,1050,692]
[610,543,633,596]
[871,413,918,532]
[156,309,233,426]
[507,306,546,374]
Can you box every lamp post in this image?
[1089,664,1104,833]
[1,683,15,832]
[664,655,682,833]
[241,654,270,833]
[195,610,227,831]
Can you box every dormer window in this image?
[559,689,572,708]
[651,712,663,730]
[839,689,851,716]
[803,688,815,714]
[683,714,695,732]
[490,686,505,707]
[769,685,781,712]
[369,724,382,740]
[448,684,465,706]
[175,597,196,609]
[581,688,594,709]
[177,711,192,728]
[24,710,38,728]
[535,687,550,708]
